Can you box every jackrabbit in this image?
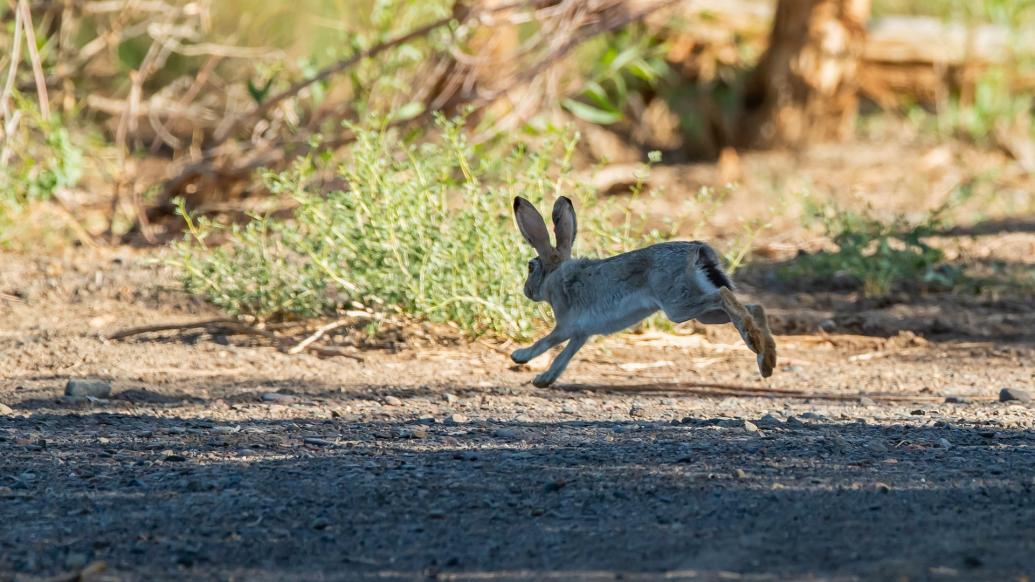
[511,195,777,387]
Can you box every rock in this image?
[0,403,13,415]
[64,378,111,398]
[859,396,876,406]
[261,392,296,404]
[629,405,646,417]
[64,553,89,569]
[544,479,567,492]
[867,439,889,452]
[910,409,926,416]
[944,396,969,404]
[999,387,1032,403]
[163,454,187,462]
[311,517,331,530]
[493,427,521,439]
[515,414,533,423]
[735,469,748,480]
[402,426,428,439]
[875,482,891,493]
[384,396,403,406]
[303,437,334,447]
[937,437,952,449]
[447,413,469,425]
[757,414,782,428]
[443,393,458,404]
[561,405,577,414]
[742,420,760,433]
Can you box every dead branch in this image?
[105,318,241,341]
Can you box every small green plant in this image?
[908,67,1035,145]
[564,26,669,125]
[781,200,962,296]
[170,117,679,340]
[1,98,84,245]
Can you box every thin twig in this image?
[0,291,24,303]
[286,319,353,355]
[50,191,102,248]
[210,11,458,144]
[17,0,49,120]
[304,346,365,362]
[0,0,24,164]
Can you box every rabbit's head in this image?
[513,196,577,302]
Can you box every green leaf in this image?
[562,99,623,125]
[608,46,642,75]
[390,101,425,123]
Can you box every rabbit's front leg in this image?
[511,328,567,364]
[532,334,588,387]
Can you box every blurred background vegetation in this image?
[1,0,1033,341]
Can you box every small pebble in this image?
[859,396,876,406]
[384,396,403,407]
[303,437,334,447]
[447,413,469,425]
[64,378,111,398]
[742,420,760,433]
[493,427,521,439]
[867,439,889,452]
[0,403,13,415]
[999,387,1032,403]
[938,438,952,449]
[403,426,428,439]
[64,553,89,569]
[443,393,458,404]
[261,392,296,404]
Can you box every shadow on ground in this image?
[2,409,1033,580]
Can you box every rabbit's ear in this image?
[552,196,577,260]
[514,197,554,257]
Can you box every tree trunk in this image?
[737,0,871,148]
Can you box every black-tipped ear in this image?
[552,196,577,260]
[513,197,554,258]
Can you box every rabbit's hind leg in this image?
[745,303,777,378]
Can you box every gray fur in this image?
[512,196,776,387]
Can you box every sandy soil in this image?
[1,237,1033,582]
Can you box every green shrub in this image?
[781,200,962,296]
[170,117,678,340]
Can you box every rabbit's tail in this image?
[692,243,734,291]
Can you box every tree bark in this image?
[737,0,871,148]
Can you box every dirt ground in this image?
[2,133,1035,581]
[1,238,1033,582]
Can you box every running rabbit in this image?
[511,195,777,387]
